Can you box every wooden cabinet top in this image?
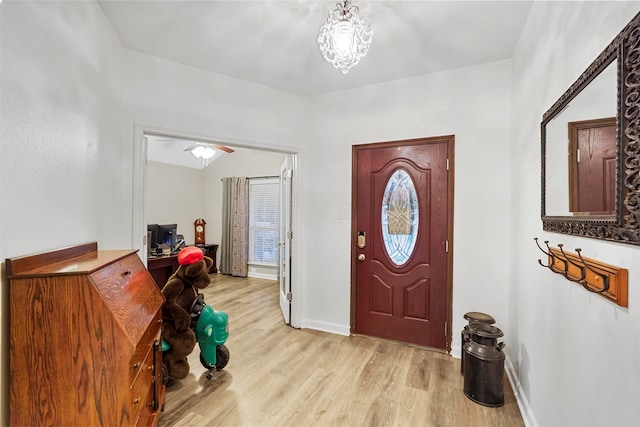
[6,242,135,277]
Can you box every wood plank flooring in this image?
[158,274,524,427]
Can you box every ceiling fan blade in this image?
[182,144,234,153]
[212,144,234,153]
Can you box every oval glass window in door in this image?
[381,169,419,266]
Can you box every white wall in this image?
[306,59,513,337]
[122,49,308,149]
[146,160,206,241]
[0,1,126,255]
[0,1,126,424]
[510,3,640,426]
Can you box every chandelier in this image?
[317,0,373,74]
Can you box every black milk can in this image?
[460,311,496,375]
[463,323,505,407]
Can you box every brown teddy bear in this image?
[161,246,214,380]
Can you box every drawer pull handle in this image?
[133,362,139,369]
[122,270,131,276]
[134,398,140,404]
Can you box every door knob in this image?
[357,254,366,262]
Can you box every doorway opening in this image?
[132,125,299,327]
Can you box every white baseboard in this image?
[300,319,350,336]
[504,355,537,427]
[450,344,462,359]
[247,271,278,281]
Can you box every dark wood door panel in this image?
[569,117,616,214]
[353,137,453,349]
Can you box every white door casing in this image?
[279,155,294,325]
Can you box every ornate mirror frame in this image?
[541,12,640,245]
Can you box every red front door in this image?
[352,136,453,350]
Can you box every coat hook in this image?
[535,238,569,274]
[575,248,610,294]
[533,239,624,306]
[534,237,555,269]
[557,244,586,283]
[546,240,569,274]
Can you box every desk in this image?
[196,243,218,273]
[147,244,218,288]
[147,254,179,289]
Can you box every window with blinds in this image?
[249,178,280,266]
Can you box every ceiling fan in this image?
[182,142,234,154]
[149,136,235,167]
[150,137,235,154]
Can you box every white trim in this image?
[132,124,148,261]
[505,354,538,427]
[300,319,351,336]
[288,153,301,329]
[247,271,278,281]
[249,261,278,267]
[450,344,462,359]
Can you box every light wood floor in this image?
[158,274,524,427]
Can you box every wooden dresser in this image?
[6,242,166,426]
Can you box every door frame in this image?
[279,155,294,325]
[132,123,302,328]
[350,135,455,352]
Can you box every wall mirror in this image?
[541,12,640,245]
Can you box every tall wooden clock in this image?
[194,218,206,245]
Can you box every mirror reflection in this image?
[544,59,617,217]
[541,12,640,245]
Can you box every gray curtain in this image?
[220,177,249,277]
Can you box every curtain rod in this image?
[248,175,279,179]
[220,175,279,181]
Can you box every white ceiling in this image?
[98,0,533,96]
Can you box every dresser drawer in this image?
[131,346,155,421]
[130,320,162,386]
[134,386,159,427]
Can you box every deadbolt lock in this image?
[357,231,366,249]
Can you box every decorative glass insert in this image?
[381,169,419,266]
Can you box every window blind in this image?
[249,178,280,265]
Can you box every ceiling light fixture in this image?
[190,145,216,167]
[318,0,373,74]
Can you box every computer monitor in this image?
[147,224,158,249]
[157,223,177,252]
